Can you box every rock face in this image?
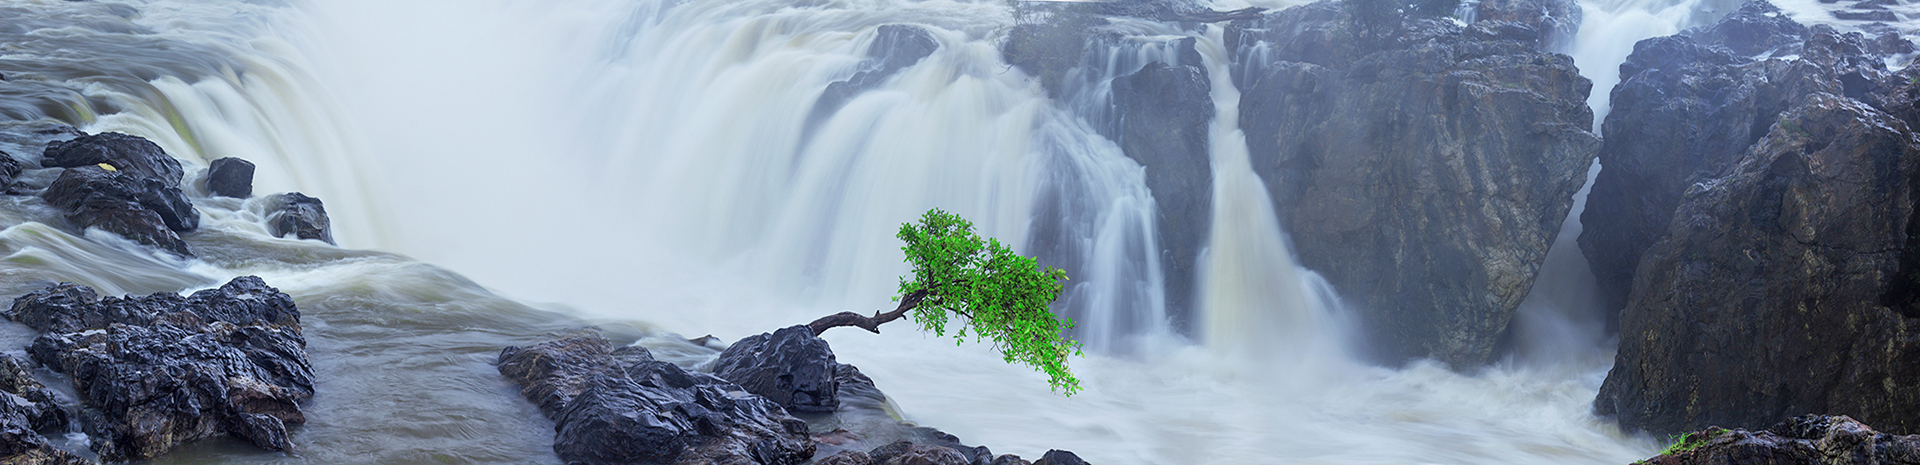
[1637,415,1920,465]
[1595,92,1920,436]
[42,132,184,187]
[713,325,839,414]
[1108,40,1213,332]
[43,165,199,256]
[267,192,334,245]
[1584,3,1920,437]
[0,354,84,465]
[205,157,254,198]
[495,332,816,465]
[1473,0,1582,48]
[1228,1,1599,365]
[11,276,312,461]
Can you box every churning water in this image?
[0,0,1900,462]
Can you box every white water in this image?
[5,0,1847,461]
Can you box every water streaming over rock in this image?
[0,0,1907,462]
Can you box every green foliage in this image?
[896,208,1083,395]
[1648,428,1727,459]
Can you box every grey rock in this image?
[42,165,199,256]
[713,325,839,414]
[41,132,183,187]
[1110,46,1213,332]
[267,192,334,245]
[205,157,254,198]
[1636,415,1920,464]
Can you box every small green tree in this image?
[807,208,1083,395]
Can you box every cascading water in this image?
[0,0,1905,462]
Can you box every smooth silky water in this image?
[0,0,1900,462]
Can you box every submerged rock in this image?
[1637,415,1920,465]
[1595,92,1920,436]
[41,132,184,187]
[15,276,312,461]
[42,165,199,256]
[1032,450,1091,465]
[713,325,839,414]
[807,24,940,132]
[266,192,334,245]
[496,332,815,465]
[205,157,254,198]
[1228,0,1598,366]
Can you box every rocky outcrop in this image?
[713,325,839,414]
[43,164,199,256]
[0,354,84,465]
[1228,1,1598,366]
[1472,0,1582,49]
[266,192,334,245]
[1579,2,1905,329]
[1636,415,1920,465]
[495,332,816,465]
[1594,92,1920,436]
[42,132,184,187]
[1109,40,1213,332]
[205,157,254,198]
[13,276,312,461]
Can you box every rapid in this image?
[0,0,1899,462]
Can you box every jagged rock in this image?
[1108,43,1212,332]
[1581,4,1895,331]
[1595,93,1920,436]
[205,157,254,198]
[42,164,199,256]
[808,25,940,131]
[0,150,21,190]
[266,192,334,245]
[1000,4,1105,98]
[41,132,183,187]
[818,450,878,465]
[989,455,1032,465]
[20,276,311,461]
[0,354,66,434]
[1684,0,1806,57]
[495,332,815,465]
[1474,0,1582,48]
[1637,415,1920,464]
[713,325,839,414]
[874,442,968,465]
[1032,450,1090,465]
[1229,1,1598,366]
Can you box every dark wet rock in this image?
[1000,4,1104,98]
[1109,44,1212,332]
[204,157,254,198]
[1637,415,1920,465]
[1229,1,1598,366]
[988,456,1032,465]
[817,450,877,465]
[873,442,968,465]
[41,132,183,186]
[42,164,198,256]
[1581,5,1901,331]
[266,192,334,245]
[808,25,940,130]
[21,276,311,461]
[496,332,815,465]
[0,354,67,434]
[1595,93,1920,436]
[713,325,839,414]
[1684,0,1807,57]
[1032,450,1090,465]
[0,150,22,189]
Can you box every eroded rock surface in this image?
[266,192,334,245]
[42,132,183,187]
[496,332,816,465]
[13,276,311,461]
[1637,415,1920,465]
[713,325,839,414]
[205,157,254,198]
[43,164,198,256]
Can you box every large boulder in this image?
[495,332,815,465]
[1580,4,1902,330]
[1109,41,1213,332]
[204,157,254,198]
[713,325,839,414]
[1636,415,1920,465]
[266,192,334,245]
[42,132,184,187]
[1229,2,1598,365]
[808,24,940,132]
[18,276,312,461]
[1594,93,1920,436]
[42,164,199,256]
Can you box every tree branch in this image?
[808,290,929,336]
